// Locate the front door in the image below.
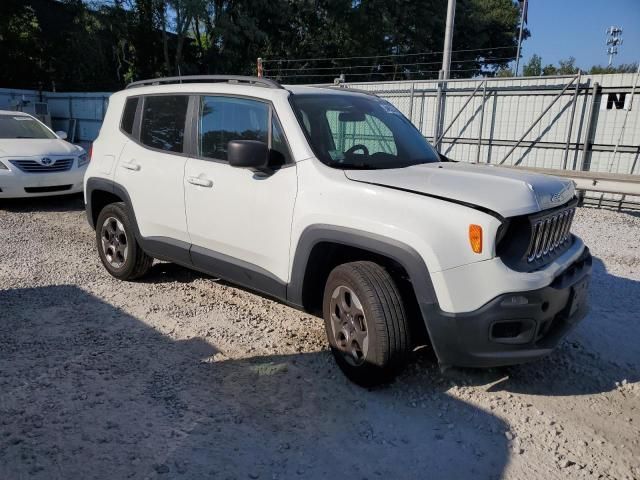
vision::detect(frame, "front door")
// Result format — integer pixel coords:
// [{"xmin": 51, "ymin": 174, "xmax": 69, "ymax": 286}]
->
[{"xmin": 184, "ymin": 95, "xmax": 297, "ymax": 295}]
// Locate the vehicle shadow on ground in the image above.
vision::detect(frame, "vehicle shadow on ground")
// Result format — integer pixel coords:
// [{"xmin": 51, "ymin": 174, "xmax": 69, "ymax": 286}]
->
[
  {"xmin": 0, "ymin": 285, "xmax": 510, "ymax": 480},
  {"xmin": 0, "ymin": 193, "xmax": 84, "ymax": 213},
  {"xmin": 450, "ymin": 256, "xmax": 640, "ymax": 397},
  {"xmin": 138, "ymin": 251, "xmax": 639, "ymax": 401},
  {"xmin": 144, "ymin": 261, "xmax": 210, "ymax": 284},
  {"xmin": 144, "ymin": 252, "xmax": 639, "ymax": 400}
]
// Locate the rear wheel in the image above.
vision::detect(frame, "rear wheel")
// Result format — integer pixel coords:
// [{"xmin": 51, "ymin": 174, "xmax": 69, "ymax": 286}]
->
[
  {"xmin": 96, "ymin": 202, "xmax": 153, "ymax": 280},
  {"xmin": 322, "ymin": 261, "xmax": 411, "ymax": 386}
]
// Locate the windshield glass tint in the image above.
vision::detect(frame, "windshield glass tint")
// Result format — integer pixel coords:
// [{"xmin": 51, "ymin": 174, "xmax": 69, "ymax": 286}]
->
[
  {"xmin": 290, "ymin": 93, "xmax": 440, "ymax": 169},
  {"xmin": 0, "ymin": 115, "xmax": 56, "ymax": 139}
]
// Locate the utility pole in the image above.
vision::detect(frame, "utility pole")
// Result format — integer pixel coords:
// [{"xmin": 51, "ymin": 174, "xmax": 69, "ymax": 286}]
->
[
  {"xmin": 257, "ymin": 58, "xmax": 264, "ymax": 78},
  {"xmin": 514, "ymin": 0, "xmax": 528, "ymax": 76},
  {"xmin": 606, "ymin": 26, "xmax": 623, "ymax": 67},
  {"xmin": 441, "ymin": 0, "xmax": 456, "ymax": 79},
  {"xmin": 435, "ymin": 0, "xmax": 456, "ymax": 151}
]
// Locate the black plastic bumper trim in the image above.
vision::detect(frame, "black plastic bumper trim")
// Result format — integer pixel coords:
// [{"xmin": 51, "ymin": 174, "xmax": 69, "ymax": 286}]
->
[{"xmin": 423, "ymin": 247, "xmax": 592, "ymax": 368}]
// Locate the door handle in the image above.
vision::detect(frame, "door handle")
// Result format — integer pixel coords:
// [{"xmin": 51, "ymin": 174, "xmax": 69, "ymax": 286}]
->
[
  {"xmin": 187, "ymin": 176, "xmax": 213, "ymax": 188},
  {"xmin": 121, "ymin": 161, "xmax": 141, "ymax": 171}
]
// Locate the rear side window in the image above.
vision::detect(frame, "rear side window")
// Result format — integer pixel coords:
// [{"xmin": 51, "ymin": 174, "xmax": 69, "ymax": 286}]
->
[
  {"xmin": 120, "ymin": 97, "xmax": 138, "ymax": 136},
  {"xmin": 199, "ymin": 96, "xmax": 268, "ymax": 161},
  {"xmin": 140, "ymin": 95, "xmax": 189, "ymax": 153}
]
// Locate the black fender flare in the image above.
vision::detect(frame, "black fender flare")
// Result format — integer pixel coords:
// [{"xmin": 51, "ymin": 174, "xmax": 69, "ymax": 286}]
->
[
  {"xmin": 287, "ymin": 224, "xmax": 440, "ymax": 322},
  {"xmin": 85, "ymin": 177, "xmax": 135, "ymax": 230}
]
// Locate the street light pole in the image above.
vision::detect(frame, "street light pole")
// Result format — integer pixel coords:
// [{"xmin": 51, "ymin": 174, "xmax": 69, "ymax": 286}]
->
[{"xmin": 435, "ymin": 0, "xmax": 456, "ymax": 151}]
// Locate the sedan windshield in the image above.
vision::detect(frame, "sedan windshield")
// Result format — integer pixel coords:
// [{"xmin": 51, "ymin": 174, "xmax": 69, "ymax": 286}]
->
[
  {"xmin": 290, "ymin": 93, "xmax": 440, "ymax": 169},
  {"xmin": 0, "ymin": 114, "xmax": 57, "ymax": 139}
]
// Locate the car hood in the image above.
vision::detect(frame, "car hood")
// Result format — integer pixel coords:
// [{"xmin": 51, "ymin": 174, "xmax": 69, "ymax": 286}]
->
[
  {"xmin": 343, "ymin": 162, "xmax": 575, "ymax": 218},
  {"xmin": 0, "ymin": 139, "xmax": 83, "ymax": 158}
]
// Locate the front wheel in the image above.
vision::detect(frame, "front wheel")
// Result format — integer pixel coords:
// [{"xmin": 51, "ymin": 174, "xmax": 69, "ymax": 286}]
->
[
  {"xmin": 96, "ymin": 202, "xmax": 153, "ymax": 280},
  {"xmin": 323, "ymin": 261, "xmax": 411, "ymax": 386}
]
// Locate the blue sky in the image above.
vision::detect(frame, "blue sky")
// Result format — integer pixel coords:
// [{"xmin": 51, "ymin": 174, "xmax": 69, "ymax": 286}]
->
[{"xmin": 519, "ymin": 0, "xmax": 639, "ymax": 69}]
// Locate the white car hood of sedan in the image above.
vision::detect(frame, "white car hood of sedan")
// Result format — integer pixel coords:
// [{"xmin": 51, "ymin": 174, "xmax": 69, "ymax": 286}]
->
[
  {"xmin": 0, "ymin": 139, "xmax": 82, "ymax": 158},
  {"xmin": 344, "ymin": 162, "xmax": 575, "ymax": 218}
]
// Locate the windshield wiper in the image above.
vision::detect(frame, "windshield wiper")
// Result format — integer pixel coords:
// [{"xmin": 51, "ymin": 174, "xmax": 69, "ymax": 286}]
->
[{"xmin": 15, "ymin": 136, "xmax": 36, "ymax": 139}]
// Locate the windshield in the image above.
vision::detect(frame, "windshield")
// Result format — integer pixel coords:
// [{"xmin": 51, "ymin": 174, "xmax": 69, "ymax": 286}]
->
[
  {"xmin": 290, "ymin": 93, "xmax": 440, "ymax": 169},
  {"xmin": 0, "ymin": 114, "xmax": 57, "ymax": 139}
]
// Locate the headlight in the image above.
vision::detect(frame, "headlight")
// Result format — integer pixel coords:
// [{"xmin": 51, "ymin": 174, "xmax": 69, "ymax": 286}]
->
[
  {"xmin": 0, "ymin": 161, "xmax": 8, "ymax": 170},
  {"xmin": 77, "ymin": 153, "xmax": 89, "ymax": 168}
]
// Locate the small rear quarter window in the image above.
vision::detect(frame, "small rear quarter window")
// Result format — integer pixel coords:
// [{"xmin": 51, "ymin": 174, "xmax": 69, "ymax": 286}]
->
[{"xmin": 121, "ymin": 97, "xmax": 138, "ymax": 136}]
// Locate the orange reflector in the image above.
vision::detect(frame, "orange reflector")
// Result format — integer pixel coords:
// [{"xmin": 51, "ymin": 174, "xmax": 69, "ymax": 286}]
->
[{"xmin": 469, "ymin": 224, "xmax": 483, "ymax": 253}]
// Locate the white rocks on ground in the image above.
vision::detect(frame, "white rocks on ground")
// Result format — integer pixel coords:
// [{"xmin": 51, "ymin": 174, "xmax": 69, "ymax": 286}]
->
[{"xmin": 0, "ymin": 196, "xmax": 638, "ymax": 479}]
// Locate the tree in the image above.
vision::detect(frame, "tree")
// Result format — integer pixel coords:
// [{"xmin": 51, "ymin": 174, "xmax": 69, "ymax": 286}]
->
[
  {"xmin": 0, "ymin": 0, "xmax": 531, "ymax": 89},
  {"xmin": 522, "ymin": 54, "xmax": 542, "ymax": 77},
  {"xmin": 496, "ymin": 67, "xmax": 514, "ymax": 77},
  {"xmin": 557, "ymin": 57, "xmax": 578, "ymax": 75},
  {"xmin": 589, "ymin": 63, "xmax": 639, "ymax": 74}
]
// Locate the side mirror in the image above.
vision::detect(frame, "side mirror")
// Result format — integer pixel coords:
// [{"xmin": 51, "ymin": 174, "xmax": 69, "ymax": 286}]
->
[
  {"xmin": 56, "ymin": 131, "xmax": 68, "ymax": 140},
  {"xmin": 228, "ymin": 140, "xmax": 269, "ymax": 172}
]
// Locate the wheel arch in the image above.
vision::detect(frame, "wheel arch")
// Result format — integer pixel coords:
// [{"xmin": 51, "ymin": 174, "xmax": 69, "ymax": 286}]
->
[
  {"xmin": 86, "ymin": 178, "xmax": 135, "ymax": 231},
  {"xmin": 288, "ymin": 225, "xmax": 439, "ymax": 346}
]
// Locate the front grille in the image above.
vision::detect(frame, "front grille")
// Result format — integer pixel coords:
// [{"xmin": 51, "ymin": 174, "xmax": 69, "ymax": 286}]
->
[
  {"xmin": 496, "ymin": 198, "xmax": 578, "ymax": 272},
  {"xmin": 526, "ymin": 207, "xmax": 576, "ymax": 263},
  {"xmin": 10, "ymin": 158, "xmax": 74, "ymax": 173}
]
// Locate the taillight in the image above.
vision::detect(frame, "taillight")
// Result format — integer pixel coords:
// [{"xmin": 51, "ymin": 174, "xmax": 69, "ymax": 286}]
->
[{"xmin": 88, "ymin": 143, "xmax": 93, "ymax": 161}]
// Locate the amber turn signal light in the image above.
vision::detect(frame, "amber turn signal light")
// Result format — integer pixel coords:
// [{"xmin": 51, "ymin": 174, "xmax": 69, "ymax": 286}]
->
[{"xmin": 469, "ymin": 224, "xmax": 483, "ymax": 253}]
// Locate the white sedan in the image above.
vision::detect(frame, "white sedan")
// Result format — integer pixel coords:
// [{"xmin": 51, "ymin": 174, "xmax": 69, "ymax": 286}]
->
[{"xmin": 0, "ymin": 110, "xmax": 88, "ymax": 198}]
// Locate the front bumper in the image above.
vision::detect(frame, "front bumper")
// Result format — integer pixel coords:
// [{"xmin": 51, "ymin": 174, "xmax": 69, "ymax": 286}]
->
[
  {"xmin": 425, "ymin": 247, "xmax": 592, "ymax": 368},
  {"xmin": 0, "ymin": 165, "xmax": 86, "ymax": 198}
]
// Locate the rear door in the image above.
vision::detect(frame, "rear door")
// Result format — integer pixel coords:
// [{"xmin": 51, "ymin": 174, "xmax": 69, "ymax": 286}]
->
[
  {"xmin": 115, "ymin": 94, "xmax": 191, "ymax": 249},
  {"xmin": 184, "ymin": 95, "xmax": 297, "ymax": 294}
]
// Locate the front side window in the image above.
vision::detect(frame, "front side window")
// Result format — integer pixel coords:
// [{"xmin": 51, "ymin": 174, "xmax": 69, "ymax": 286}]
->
[
  {"xmin": 199, "ymin": 96, "xmax": 268, "ymax": 161},
  {"xmin": 140, "ymin": 95, "xmax": 189, "ymax": 153},
  {"xmin": 270, "ymin": 116, "xmax": 291, "ymax": 165},
  {"xmin": 0, "ymin": 114, "xmax": 56, "ymax": 139},
  {"xmin": 290, "ymin": 93, "xmax": 440, "ymax": 169}
]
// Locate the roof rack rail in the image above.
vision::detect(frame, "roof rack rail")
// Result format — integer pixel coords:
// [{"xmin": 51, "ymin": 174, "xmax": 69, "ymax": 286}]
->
[{"xmin": 126, "ymin": 75, "xmax": 283, "ymax": 90}]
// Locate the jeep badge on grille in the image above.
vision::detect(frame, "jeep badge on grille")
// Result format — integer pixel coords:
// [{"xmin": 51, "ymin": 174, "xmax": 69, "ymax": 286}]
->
[{"xmin": 551, "ymin": 183, "xmax": 572, "ymax": 204}]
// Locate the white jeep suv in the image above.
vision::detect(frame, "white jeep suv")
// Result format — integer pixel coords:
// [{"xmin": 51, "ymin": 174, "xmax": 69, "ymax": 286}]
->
[{"xmin": 84, "ymin": 76, "xmax": 591, "ymax": 386}]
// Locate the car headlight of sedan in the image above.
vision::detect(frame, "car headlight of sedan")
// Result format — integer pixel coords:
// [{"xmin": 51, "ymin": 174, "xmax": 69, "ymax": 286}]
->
[{"xmin": 77, "ymin": 153, "xmax": 89, "ymax": 168}]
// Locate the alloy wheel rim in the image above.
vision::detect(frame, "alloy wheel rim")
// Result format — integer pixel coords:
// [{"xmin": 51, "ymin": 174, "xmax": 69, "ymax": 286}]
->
[
  {"xmin": 100, "ymin": 217, "xmax": 128, "ymax": 269},
  {"xmin": 329, "ymin": 285, "xmax": 369, "ymax": 366}
]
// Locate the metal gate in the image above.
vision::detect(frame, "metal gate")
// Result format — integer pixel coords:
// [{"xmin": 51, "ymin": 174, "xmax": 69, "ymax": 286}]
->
[{"xmin": 332, "ymin": 73, "xmax": 640, "ymax": 208}]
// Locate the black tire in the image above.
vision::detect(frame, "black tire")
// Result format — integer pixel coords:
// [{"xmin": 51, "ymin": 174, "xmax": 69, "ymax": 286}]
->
[
  {"xmin": 95, "ymin": 202, "xmax": 153, "ymax": 280},
  {"xmin": 322, "ymin": 261, "xmax": 411, "ymax": 387}
]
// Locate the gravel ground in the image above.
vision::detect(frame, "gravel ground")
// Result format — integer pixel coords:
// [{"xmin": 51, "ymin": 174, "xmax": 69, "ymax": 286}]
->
[{"xmin": 0, "ymin": 195, "xmax": 638, "ymax": 480}]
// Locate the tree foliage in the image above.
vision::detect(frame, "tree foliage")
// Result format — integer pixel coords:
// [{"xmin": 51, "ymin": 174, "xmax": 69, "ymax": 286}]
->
[
  {"xmin": 521, "ymin": 53, "xmax": 638, "ymax": 77},
  {"xmin": 522, "ymin": 54, "xmax": 541, "ymax": 76},
  {"xmin": 1, "ymin": 0, "xmax": 525, "ymax": 90}
]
